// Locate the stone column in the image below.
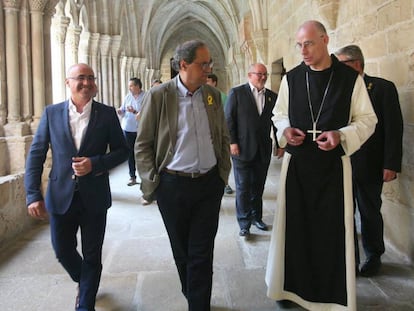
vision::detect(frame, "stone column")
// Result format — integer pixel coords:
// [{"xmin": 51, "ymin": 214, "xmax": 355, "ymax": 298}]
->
[
  {"xmin": 51, "ymin": 14, "xmax": 70, "ymax": 103},
  {"xmin": 3, "ymin": 0, "xmax": 21, "ymax": 123},
  {"xmin": 253, "ymin": 29, "xmax": 268, "ymax": 65},
  {"xmin": 65, "ymin": 24, "xmax": 82, "ymax": 70},
  {"xmin": 89, "ymin": 33, "xmax": 100, "ymax": 100},
  {"xmin": 120, "ymin": 56, "xmax": 128, "ymax": 99},
  {"xmin": 139, "ymin": 59, "xmax": 148, "ymax": 89},
  {"xmin": 43, "ymin": 1, "xmax": 56, "ymax": 106},
  {"xmin": 29, "ymin": 0, "xmax": 48, "ymax": 125},
  {"xmin": 0, "ymin": 1, "xmax": 7, "ymax": 127},
  {"xmin": 3, "ymin": 0, "xmax": 29, "ymax": 136},
  {"xmin": 98, "ymin": 35, "xmax": 111, "ymax": 106},
  {"xmin": 111, "ymin": 35, "xmax": 122, "ymax": 108},
  {"xmin": 78, "ymin": 31, "xmax": 91, "ymax": 64}
]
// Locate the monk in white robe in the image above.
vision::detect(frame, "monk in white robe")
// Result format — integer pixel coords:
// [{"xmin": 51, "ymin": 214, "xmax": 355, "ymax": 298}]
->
[{"xmin": 265, "ymin": 20, "xmax": 377, "ymax": 311}]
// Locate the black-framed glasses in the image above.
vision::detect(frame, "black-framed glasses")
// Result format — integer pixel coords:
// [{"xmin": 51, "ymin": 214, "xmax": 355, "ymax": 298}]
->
[
  {"xmin": 67, "ymin": 75, "xmax": 96, "ymax": 82},
  {"xmin": 250, "ymin": 72, "xmax": 269, "ymax": 78},
  {"xmin": 192, "ymin": 60, "xmax": 214, "ymax": 70}
]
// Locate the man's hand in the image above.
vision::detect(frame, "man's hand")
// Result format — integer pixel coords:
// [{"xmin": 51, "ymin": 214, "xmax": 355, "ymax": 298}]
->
[
  {"xmin": 72, "ymin": 157, "xmax": 92, "ymax": 176},
  {"xmin": 230, "ymin": 144, "xmax": 240, "ymax": 156},
  {"xmin": 28, "ymin": 201, "xmax": 48, "ymax": 220},
  {"xmin": 283, "ymin": 127, "xmax": 306, "ymax": 146},
  {"xmin": 315, "ymin": 131, "xmax": 341, "ymax": 151},
  {"xmin": 383, "ymin": 169, "xmax": 397, "ymax": 182}
]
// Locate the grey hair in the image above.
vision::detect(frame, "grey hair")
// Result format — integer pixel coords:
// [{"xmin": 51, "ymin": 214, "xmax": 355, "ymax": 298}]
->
[
  {"xmin": 335, "ymin": 44, "xmax": 365, "ymax": 70},
  {"xmin": 171, "ymin": 40, "xmax": 207, "ymax": 72}
]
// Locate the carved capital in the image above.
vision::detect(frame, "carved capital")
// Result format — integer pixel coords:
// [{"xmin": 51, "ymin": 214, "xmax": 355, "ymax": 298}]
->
[
  {"xmin": 2, "ymin": 0, "xmax": 21, "ymax": 10},
  {"xmin": 28, "ymin": 0, "xmax": 48, "ymax": 12},
  {"xmin": 110, "ymin": 35, "xmax": 122, "ymax": 57},
  {"xmin": 253, "ymin": 29, "xmax": 268, "ymax": 63},
  {"xmin": 52, "ymin": 15, "xmax": 70, "ymax": 44},
  {"xmin": 44, "ymin": 0, "xmax": 60, "ymax": 17},
  {"xmin": 99, "ymin": 35, "xmax": 111, "ymax": 56},
  {"xmin": 89, "ymin": 33, "xmax": 100, "ymax": 55},
  {"xmin": 66, "ymin": 25, "xmax": 82, "ymax": 51}
]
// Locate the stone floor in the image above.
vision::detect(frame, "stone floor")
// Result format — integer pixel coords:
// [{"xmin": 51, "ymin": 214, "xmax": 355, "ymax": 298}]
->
[{"xmin": 1, "ymin": 158, "xmax": 414, "ymax": 311}]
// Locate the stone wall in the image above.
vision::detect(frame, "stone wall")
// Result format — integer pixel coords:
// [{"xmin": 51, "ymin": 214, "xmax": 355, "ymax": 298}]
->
[
  {"xmin": 0, "ymin": 173, "xmax": 36, "ymax": 247},
  {"xmin": 267, "ymin": 0, "xmax": 414, "ymax": 262}
]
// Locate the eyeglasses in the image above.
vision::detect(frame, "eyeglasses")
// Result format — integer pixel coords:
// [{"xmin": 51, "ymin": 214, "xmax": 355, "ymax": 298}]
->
[
  {"xmin": 295, "ymin": 40, "xmax": 317, "ymax": 50},
  {"xmin": 192, "ymin": 60, "xmax": 214, "ymax": 71},
  {"xmin": 295, "ymin": 35, "xmax": 324, "ymax": 50},
  {"xmin": 67, "ymin": 75, "xmax": 96, "ymax": 82},
  {"xmin": 250, "ymin": 72, "xmax": 269, "ymax": 78}
]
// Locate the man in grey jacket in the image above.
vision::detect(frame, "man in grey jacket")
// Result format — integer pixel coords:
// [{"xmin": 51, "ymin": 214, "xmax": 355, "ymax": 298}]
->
[{"xmin": 135, "ymin": 40, "xmax": 231, "ymax": 311}]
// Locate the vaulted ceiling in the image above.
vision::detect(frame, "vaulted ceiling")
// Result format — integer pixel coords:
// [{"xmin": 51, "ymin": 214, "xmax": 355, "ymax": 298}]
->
[{"xmin": 62, "ymin": 0, "xmax": 251, "ymax": 69}]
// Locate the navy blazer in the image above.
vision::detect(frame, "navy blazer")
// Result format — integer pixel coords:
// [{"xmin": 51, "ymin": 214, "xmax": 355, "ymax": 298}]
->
[
  {"xmin": 25, "ymin": 100, "xmax": 129, "ymax": 215},
  {"xmin": 225, "ymin": 83, "xmax": 278, "ymax": 162},
  {"xmin": 352, "ymin": 74, "xmax": 403, "ymax": 182}
]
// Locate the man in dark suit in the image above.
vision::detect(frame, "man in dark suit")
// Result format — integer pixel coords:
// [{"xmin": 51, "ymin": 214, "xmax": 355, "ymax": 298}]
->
[
  {"xmin": 25, "ymin": 63, "xmax": 129, "ymax": 311},
  {"xmin": 336, "ymin": 45, "xmax": 403, "ymax": 276},
  {"xmin": 225, "ymin": 63, "xmax": 282, "ymax": 237}
]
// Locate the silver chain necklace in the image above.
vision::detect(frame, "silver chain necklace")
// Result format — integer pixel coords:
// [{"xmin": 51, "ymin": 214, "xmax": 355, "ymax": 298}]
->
[{"xmin": 305, "ymin": 70, "xmax": 334, "ymax": 141}]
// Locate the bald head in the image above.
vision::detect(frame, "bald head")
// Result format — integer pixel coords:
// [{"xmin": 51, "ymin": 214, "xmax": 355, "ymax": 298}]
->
[
  {"xmin": 297, "ymin": 20, "xmax": 327, "ymax": 36},
  {"xmin": 296, "ymin": 20, "xmax": 331, "ymax": 70}
]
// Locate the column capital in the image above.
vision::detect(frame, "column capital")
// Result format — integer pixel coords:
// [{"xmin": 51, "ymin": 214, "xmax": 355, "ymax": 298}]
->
[
  {"xmin": 66, "ymin": 24, "xmax": 82, "ymax": 51},
  {"xmin": 2, "ymin": 0, "xmax": 21, "ymax": 10},
  {"xmin": 110, "ymin": 35, "xmax": 122, "ymax": 58},
  {"xmin": 28, "ymin": 0, "xmax": 48, "ymax": 12},
  {"xmin": 44, "ymin": 0, "xmax": 60, "ymax": 17},
  {"xmin": 99, "ymin": 35, "xmax": 112, "ymax": 56},
  {"xmin": 89, "ymin": 33, "xmax": 100, "ymax": 55},
  {"xmin": 52, "ymin": 15, "xmax": 70, "ymax": 44}
]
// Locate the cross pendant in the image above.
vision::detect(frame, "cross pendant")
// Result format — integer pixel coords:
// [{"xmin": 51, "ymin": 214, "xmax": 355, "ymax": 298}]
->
[{"xmin": 307, "ymin": 122, "xmax": 322, "ymax": 141}]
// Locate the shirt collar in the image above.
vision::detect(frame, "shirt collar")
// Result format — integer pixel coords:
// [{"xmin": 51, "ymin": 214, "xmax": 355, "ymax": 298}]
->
[
  {"xmin": 68, "ymin": 98, "xmax": 93, "ymax": 114},
  {"xmin": 248, "ymin": 82, "xmax": 265, "ymax": 95},
  {"xmin": 176, "ymin": 75, "xmax": 201, "ymax": 97}
]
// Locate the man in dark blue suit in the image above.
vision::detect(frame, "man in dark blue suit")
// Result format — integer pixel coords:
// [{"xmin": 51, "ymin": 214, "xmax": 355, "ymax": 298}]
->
[
  {"xmin": 225, "ymin": 63, "xmax": 283, "ymax": 237},
  {"xmin": 24, "ymin": 63, "xmax": 129, "ymax": 310},
  {"xmin": 336, "ymin": 45, "xmax": 403, "ymax": 277}
]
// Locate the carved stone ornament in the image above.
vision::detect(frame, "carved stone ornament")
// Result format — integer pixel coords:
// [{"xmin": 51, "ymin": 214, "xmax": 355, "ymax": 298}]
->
[
  {"xmin": 3, "ymin": 0, "xmax": 22, "ymax": 9},
  {"xmin": 28, "ymin": 0, "xmax": 48, "ymax": 11}
]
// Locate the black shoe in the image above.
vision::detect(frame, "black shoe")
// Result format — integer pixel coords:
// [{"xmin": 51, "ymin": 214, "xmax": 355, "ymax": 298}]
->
[
  {"xmin": 276, "ymin": 300, "xmax": 295, "ymax": 309},
  {"xmin": 360, "ymin": 257, "xmax": 381, "ymax": 277},
  {"xmin": 253, "ymin": 220, "xmax": 268, "ymax": 231},
  {"xmin": 239, "ymin": 228, "xmax": 250, "ymax": 237},
  {"xmin": 224, "ymin": 185, "xmax": 234, "ymax": 194}
]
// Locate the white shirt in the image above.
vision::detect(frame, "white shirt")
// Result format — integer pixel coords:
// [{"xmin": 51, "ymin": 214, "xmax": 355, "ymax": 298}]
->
[
  {"xmin": 166, "ymin": 76, "xmax": 217, "ymax": 173},
  {"xmin": 249, "ymin": 82, "xmax": 265, "ymax": 114},
  {"xmin": 68, "ymin": 99, "xmax": 92, "ymax": 151},
  {"xmin": 119, "ymin": 91, "xmax": 145, "ymax": 132}
]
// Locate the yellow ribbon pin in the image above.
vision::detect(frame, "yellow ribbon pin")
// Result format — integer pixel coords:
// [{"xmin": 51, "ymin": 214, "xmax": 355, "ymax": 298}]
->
[{"xmin": 207, "ymin": 94, "xmax": 213, "ymax": 105}]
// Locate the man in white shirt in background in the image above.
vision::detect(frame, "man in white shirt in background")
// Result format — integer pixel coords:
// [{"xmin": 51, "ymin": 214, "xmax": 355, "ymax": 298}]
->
[{"xmin": 117, "ymin": 77, "xmax": 145, "ymax": 186}]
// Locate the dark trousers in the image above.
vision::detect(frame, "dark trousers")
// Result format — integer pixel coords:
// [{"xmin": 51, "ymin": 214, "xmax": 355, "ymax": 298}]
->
[
  {"xmin": 49, "ymin": 192, "xmax": 107, "ymax": 311},
  {"xmin": 353, "ymin": 178, "xmax": 385, "ymax": 262},
  {"xmin": 232, "ymin": 152, "xmax": 270, "ymax": 230},
  {"xmin": 124, "ymin": 131, "xmax": 137, "ymax": 178},
  {"xmin": 156, "ymin": 168, "xmax": 224, "ymax": 311}
]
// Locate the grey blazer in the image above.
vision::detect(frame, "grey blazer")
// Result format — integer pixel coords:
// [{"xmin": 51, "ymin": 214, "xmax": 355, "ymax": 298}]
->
[{"xmin": 135, "ymin": 77, "xmax": 231, "ymax": 200}]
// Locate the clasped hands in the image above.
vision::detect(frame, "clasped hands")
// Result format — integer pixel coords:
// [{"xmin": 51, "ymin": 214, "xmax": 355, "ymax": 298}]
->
[{"xmin": 284, "ymin": 127, "xmax": 341, "ymax": 151}]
